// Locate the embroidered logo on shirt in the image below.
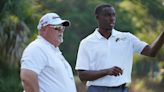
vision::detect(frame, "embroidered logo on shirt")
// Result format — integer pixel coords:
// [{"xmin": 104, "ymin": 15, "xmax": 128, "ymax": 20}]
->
[
  {"xmin": 116, "ymin": 38, "xmax": 120, "ymax": 42},
  {"xmin": 115, "ymin": 37, "xmax": 126, "ymax": 42}
]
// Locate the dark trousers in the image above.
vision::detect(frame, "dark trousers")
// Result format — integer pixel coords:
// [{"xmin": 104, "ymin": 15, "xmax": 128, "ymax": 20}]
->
[{"xmin": 87, "ymin": 85, "xmax": 128, "ymax": 92}]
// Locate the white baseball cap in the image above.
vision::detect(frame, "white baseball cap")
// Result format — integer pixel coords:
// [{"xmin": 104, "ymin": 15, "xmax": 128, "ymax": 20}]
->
[{"xmin": 37, "ymin": 13, "xmax": 70, "ymax": 30}]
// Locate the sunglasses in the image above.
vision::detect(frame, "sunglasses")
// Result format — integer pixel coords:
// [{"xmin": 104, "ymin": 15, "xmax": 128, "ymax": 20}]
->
[{"xmin": 49, "ymin": 25, "xmax": 65, "ymax": 32}]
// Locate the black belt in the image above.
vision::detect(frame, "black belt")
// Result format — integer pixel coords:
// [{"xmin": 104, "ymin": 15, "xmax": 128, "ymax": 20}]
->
[
  {"xmin": 91, "ymin": 83, "xmax": 126, "ymax": 89},
  {"xmin": 109, "ymin": 83, "xmax": 126, "ymax": 88}
]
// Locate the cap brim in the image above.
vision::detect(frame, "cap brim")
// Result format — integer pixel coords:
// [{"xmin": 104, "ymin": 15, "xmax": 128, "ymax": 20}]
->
[
  {"xmin": 61, "ymin": 20, "xmax": 70, "ymax": 27},
  {"xmin": 50, "ymin": 19, "xmax": 70, "ymax": 27}
]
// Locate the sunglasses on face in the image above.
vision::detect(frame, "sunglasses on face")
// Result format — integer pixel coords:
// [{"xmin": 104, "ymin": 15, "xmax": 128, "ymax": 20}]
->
[{"xmin": 49, "ymin": 25, "xmax": 65, "ymax": 32}]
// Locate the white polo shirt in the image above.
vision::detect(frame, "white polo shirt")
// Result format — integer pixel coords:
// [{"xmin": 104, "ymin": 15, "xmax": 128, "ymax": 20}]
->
[
  {"xmin": 75, "ymin": 28, "xmax": 147, "ymax": 87},
  {"xmin": 21, "ymin": 36, "xmax": 77, "ymax": 92}
]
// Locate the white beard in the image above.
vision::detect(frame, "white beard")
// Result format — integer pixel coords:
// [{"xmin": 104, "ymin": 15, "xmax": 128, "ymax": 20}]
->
[{"xmin": 59, "ymin": 35, "xmax": 63, "ymax": 43}]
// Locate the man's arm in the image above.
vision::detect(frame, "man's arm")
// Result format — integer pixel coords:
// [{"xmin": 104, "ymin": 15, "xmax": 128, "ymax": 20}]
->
[
  {"xmin": 141, "ymin": 31, "xmax": 164, "ymax": 57},
  {"xmin": 20, "ymin": 69, "xmax": 39, "ymax": 92},
  {"xmin": 78, "ymin": 66, "xmax": 123, "ymax": 81}
]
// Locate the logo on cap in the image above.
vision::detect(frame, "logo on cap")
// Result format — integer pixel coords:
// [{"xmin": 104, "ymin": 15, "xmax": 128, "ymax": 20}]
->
[{"xmin": 52, "ymin": 16, "xmax": 59, "ymax": 19}]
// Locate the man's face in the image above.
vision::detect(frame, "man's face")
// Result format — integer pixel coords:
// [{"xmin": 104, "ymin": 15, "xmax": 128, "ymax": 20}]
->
[
  {"xmin": 97, "ymin": 7, "xmax": 116, "ymax": 31},
  {"xmin": 45, "ymin": 25, "xmax": 65, "ymax": 46}
]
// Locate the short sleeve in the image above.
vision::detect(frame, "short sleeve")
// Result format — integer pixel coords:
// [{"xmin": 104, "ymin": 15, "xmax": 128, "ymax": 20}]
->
[
  {"xmin": 128, "ymin": 33, "xmax": 148, "ymax": 54},
  {"xmin": 75, "ymin": 40, "xmax": 90, "ymax": 70},
  {"xmin": 21, "ymin": 45, "xmax": 47, "ymax": 74}
]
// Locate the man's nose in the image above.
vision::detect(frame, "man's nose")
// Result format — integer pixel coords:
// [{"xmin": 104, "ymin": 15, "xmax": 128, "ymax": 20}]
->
[
  {"xmin": 109, "ymin": 16, "xmax": 115, "ymax": 22},
  {"xmin": 111, "ymin": 15, "xmax": 115, "ymax": 20}
]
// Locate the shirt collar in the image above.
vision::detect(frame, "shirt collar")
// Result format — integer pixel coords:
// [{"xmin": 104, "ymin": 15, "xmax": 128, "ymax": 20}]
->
[
  {"xmin": 94, "ymin": 28, "xmax": 118, "ymax": 39},
  {"xmin": 37, "ymin": 35, "xmax": 59, "ymax": 49}
]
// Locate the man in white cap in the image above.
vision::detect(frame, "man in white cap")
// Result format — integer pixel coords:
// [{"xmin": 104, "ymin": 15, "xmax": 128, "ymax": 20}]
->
[{"xmin": 20, "ymin": 13, "xmax": 77, "ymax": 92}]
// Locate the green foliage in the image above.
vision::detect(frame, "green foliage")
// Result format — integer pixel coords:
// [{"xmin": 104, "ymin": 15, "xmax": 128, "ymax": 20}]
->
[
  {"xmin": 159, "ymin": 62, "xmax": 164, "ymax": 69},
  {"xmin": 0, "ymin": 0, "xmax": 41, "ymax": 91},
  {"xmin": 133, "ymin": 58, "xmax": 159, "ymax": 77},
  {"xmin": 131, "ymin": 77, "xmax": 164, "ymax": 92},
  {"xmin": 0, "ymin": 71, "xmax": 23, "ymax": 92}
]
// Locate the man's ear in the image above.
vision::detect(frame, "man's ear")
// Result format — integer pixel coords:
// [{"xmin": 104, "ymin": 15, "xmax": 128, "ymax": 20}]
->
[
  {"xmin": 96, "ymin": 15, "xmax": 99, "ymax": 20},
  {"xmin": 39, "ymin": 27, "xmax": 48, "ymax": 36}
]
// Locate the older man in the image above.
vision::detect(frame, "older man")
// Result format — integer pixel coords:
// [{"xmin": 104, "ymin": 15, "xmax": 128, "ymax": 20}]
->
[{"xmin": 20, "ymin": 13, "xmax": 77, "ymax": 92}]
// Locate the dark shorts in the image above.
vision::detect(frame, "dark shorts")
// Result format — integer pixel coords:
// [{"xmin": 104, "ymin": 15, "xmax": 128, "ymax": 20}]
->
[{"xmin": 87, "ymin": 84, "xmax": 129, "ymax": 92}]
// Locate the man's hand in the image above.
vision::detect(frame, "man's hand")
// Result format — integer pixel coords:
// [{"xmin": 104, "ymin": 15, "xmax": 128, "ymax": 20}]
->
[{"xmin": 105, "ymin": 66, "xmax": 123, "ymax": 76}]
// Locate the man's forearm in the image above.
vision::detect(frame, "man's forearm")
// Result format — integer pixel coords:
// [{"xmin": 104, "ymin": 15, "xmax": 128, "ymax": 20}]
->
[
  {"xmin": 78, "ymin": 69, "xmax": 107, "ymax": 81},
  {"xmin": 23, "ymin": 81, "xmax": 39, "ymax": 92},
  {"xmin": 78, "ymin": 66, "xmax": 123, "ymax": 81},
  {"xmin": 20, "ymin": 69, "xmax": 39, "ymax": 92},
  {"xmin": 141, "ymin": 31, "xmax": 164, "ymax": 57},
  {"xmin": 149, "ymin": 31, "xmax": 164, "ymax": 56}
]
